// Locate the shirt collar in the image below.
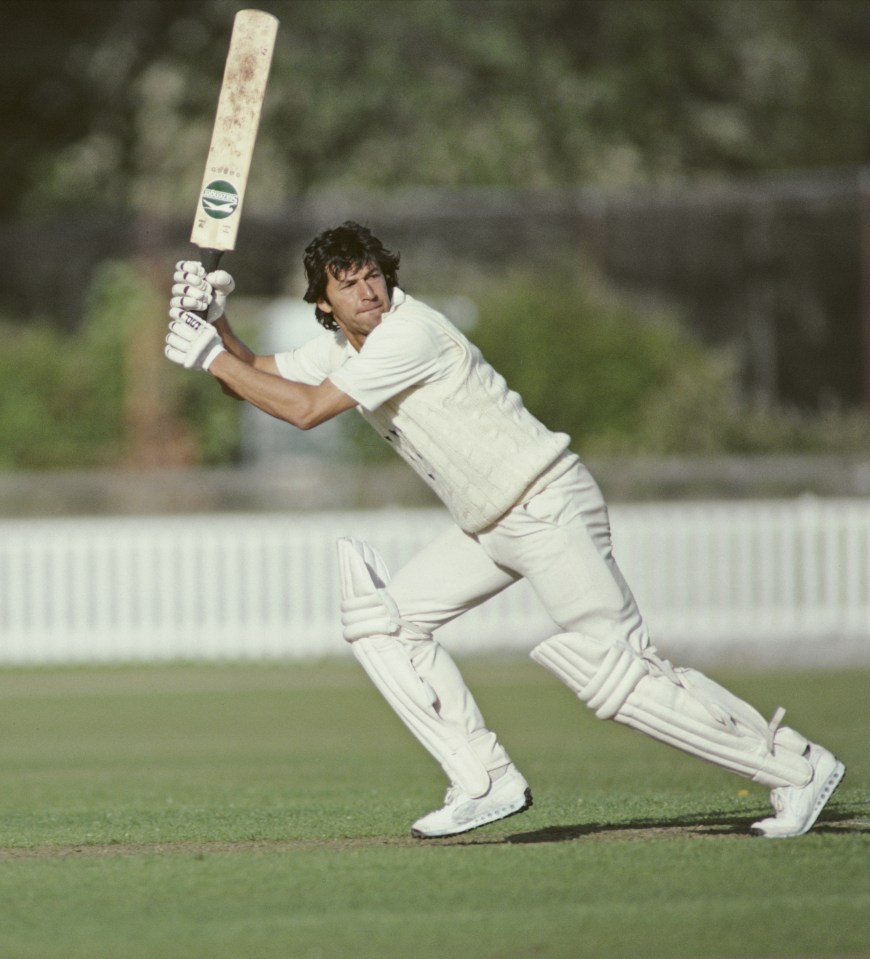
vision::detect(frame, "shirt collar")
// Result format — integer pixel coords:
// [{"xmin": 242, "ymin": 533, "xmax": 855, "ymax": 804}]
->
[{"xmin": 385, "ymin": 287, "xmax": 405, "ymax": 316}]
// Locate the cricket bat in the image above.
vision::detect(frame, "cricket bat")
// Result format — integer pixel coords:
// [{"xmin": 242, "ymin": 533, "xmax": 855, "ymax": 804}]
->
[{"xmin": 190, "ymin": 9, "xmax": 279, "ymax": 274}]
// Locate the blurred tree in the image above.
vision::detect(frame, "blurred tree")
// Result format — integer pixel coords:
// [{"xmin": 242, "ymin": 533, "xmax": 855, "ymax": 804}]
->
[
  {"xmin": 0, "ymin": 262, "xmax": 238, "ymax": 468},
  {"xmin": 1, "ymin": 0, "xmax": 206, "ymax": 215},
  {"xmin": 5, "ymin": 0, "xmax": 870, "ymax": 217},
  {"xmin": 468, "ymin": 263, "xmax": 736, "ymax": 455},
  {"xmin": 4, "ymin": 0, "xmax": 870, "ymax": 468},
  {"xmin": 467, "ymin": 262, "xmax": 870, "ymax": 456}
]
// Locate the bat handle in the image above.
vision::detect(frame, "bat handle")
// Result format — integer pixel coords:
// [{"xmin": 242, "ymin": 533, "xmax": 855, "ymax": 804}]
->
[
  {"xmin": 193, "ymin": 247, "xmax": 224, "ymax": 319},
  {"xmin": 198, "ymin": 247, "xmax": 224, "ymax": 273}
]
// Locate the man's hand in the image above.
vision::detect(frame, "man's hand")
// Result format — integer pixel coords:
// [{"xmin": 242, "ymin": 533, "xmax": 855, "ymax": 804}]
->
[
  {"xmin": 165, "ymin": 309, "xmax": 226, "ymax": 371},
  {"xmin": 170, "ymin": 260, "xmax": 235, "ymax": 323}
]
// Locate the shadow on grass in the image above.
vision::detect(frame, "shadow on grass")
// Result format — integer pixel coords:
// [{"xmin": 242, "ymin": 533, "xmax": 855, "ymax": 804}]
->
[
  {"xmin": 2, "ymin": 808, "xmax": 864, "ymax": 859},
  {"xmin": 498, "ymin": 805, "xmax": 867, "ymax": 844}
]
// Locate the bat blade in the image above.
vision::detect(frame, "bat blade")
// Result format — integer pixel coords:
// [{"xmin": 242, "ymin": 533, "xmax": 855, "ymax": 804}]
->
[{"xmin": 190, "ymin": 9, "xmax": 278, "ymax": 271}]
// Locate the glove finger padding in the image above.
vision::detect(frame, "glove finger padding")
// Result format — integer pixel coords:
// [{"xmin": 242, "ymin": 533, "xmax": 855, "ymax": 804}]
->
[
  {"xmin": 206, "ymin": 270, "xmax": 235, "ymax": 296},
  {"xmin": 167, "ymin": 307, "xmax": 206, "ymax": 336},
  {"xmin": 204, "ymin": 269, "xmax": 235, "ymax": 322},
  {"xmin": 170, "ymin": 262, "xmax": 212, "ymax": 320},
  {"xmin": 170, "ymin": 262, "xmax": 234, "ymax": 322},
  {"xmin": 174, "ymin": 260, "xmax": 208, "ymax": 283},
  {"xmin": 170, "ymin": 286, "xmax": 210, "ymax": 313},
  {"xmin": 164, "ymin": 311, "xmax": 225, "ymax": 371}
]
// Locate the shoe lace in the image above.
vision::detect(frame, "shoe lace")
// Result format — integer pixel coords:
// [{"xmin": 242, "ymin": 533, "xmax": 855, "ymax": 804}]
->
[{"xmin": 443, "ymin": 785, "xmax": 461, "ymax": 806}]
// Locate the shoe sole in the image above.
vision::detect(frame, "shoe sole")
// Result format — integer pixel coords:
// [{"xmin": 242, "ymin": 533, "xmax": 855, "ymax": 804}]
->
[
  {"xmin": 411, "ymin": 787, "xmax": 533, "ymax": 839},
  {"xmin": 751, "ymin": 760, "xmax": 846, "ymax": 838}
]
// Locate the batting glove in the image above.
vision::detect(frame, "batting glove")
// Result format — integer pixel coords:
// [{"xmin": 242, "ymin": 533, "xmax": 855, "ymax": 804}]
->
[
  {"xmin": 165, "ymin": 309, "xmax": 226, "ymax": 371},
  {"xmin": 170, "ymin": 260, "xmax": 236, "ymax": 323}
]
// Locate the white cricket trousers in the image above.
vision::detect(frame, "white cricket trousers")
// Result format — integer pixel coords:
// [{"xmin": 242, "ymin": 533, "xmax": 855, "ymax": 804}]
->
[{"xmin": 385, "ymin": 454, "xmax": 651, "ymax": 772}]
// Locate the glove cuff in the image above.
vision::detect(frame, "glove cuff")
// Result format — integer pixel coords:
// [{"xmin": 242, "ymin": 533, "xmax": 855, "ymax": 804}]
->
[{"xmin": 201, "ymin": 342, "xmax": 226, "ymax": 372}]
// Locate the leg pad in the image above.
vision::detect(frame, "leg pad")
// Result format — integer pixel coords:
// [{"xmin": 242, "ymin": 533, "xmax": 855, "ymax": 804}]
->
[
  {"xmin": 337, "ymin": 537, "xmax": 494, "ymax": 798},
  {"xmin": 531, "ymin": 632, "xmax": 812, "ymax": 789}
]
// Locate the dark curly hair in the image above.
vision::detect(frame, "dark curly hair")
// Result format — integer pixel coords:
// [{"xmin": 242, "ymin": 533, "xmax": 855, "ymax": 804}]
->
[{"xmin": 303, "ymin": 221, "xmax": 401, "ymax": 331}]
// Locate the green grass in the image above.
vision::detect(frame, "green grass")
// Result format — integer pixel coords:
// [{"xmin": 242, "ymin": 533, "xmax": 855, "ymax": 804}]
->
[{"xmin": 0, "ymin": 658, "xmax": 867, "ymax": 959}]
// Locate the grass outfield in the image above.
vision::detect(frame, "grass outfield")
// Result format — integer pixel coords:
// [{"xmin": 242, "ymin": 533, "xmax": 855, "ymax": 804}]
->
[{"xmin": 0, "ymin": 657, "xmax": 866, "ymax": 959}]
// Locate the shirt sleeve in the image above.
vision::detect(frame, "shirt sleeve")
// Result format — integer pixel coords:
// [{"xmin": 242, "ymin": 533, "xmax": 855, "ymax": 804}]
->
[
  {"xmin": 327, "ymin": 316, "xmax": 444, "ymax": 410},
  {"xmin": 273, "ymin": 333, "xmax": 348, "ymax": 385}
]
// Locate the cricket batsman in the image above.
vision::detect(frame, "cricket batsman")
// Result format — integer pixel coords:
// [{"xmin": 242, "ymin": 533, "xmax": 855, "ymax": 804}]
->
[{"xmin": 165, "ymin": 220, "xmax": 845, "ymax": 839}]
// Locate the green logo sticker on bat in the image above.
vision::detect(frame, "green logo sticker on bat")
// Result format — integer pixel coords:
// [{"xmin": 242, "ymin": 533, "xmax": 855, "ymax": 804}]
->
[{"xmin": 200, "ymin": 180, "xmax": 239, "ymax": 219}]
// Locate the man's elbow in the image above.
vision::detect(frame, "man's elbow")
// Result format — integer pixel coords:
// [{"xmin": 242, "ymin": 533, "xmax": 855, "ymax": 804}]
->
[
  {"xmin": 283, "ymin": 382, "xmax": 351, "ymax": 431},
  {"xmin": 290, "ymin": 404, "xmax": 331, "ymax": 431}
]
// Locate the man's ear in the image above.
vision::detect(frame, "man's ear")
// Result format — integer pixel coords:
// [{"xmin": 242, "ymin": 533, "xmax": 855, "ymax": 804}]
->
[{"xmin": 317, "ymin": 297, "xmax": 333, "ymax": 316}]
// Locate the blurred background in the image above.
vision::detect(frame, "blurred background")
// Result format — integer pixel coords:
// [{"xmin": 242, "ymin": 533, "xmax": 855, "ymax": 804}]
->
[{"xmin": 1, "ymin": 0, "xmax": 869, "ymax": 664}]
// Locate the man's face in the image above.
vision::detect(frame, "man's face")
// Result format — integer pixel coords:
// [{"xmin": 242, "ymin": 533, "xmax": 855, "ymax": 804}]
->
[{"xmin": 317, "ymin": 260, "xmax": 390, "ymax": 350}]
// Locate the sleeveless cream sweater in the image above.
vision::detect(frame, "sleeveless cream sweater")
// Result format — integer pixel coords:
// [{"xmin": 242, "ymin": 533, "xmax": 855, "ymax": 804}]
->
[{"xmin": 357, "ymin": 298, "xmax": 570, "ymax": 532}]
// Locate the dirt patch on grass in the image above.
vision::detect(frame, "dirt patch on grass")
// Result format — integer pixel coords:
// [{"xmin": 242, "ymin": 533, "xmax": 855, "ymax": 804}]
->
[
  {"xmin": 0, "ymin": 835, "xmax": 435, "ymax": 861},
  {"xmin": 2, "ymin": 817, "xmax": 863, "ymax": 861}
]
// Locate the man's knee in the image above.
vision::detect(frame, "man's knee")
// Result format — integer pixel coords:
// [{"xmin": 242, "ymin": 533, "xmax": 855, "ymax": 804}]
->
[{"xmin": 337, "ymin": 536, "xmax": 430, "ymax": 643}]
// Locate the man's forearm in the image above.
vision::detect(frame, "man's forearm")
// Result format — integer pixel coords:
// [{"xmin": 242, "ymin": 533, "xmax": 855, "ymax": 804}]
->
[
  {"xmin": 214, "ymin": 316, "xmax": 256, "ymax": 365},
  {"xmin": 211, "ymin": 315, "xmax": 269, "ymax": 399},
  {"xmin": 207, "ymin": 351, "xmax": 356, "ymax": 430}
]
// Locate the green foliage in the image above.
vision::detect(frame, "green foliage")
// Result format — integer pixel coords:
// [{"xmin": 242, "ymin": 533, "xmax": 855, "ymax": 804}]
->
[
  {"xmin": 722, "ymin": 398, "xmax": 870, "ymax": 454},
  {"xmin": 0, "ymin": 260, "xmax": 241, "ymax": 469},
  {"xmin": 87, "ymin": 259, "xmax": 244, "ymax": 467},
  {"xmin": 6, "ymin": 1, "xmax": 870, "ymax": 217},
  {"xmin": 172, "ymin": 377, "xmax": 243, "ymax": 466},
  {"xmin": 0, "ymin": 310, "xmax": 125, "ymax": 470},
  {"xmin": 4, "ymin": 1, "xmax": 870, "ymax": 467},
  {"xmin": 468, "ymin": 267, "xmax": 731, "ymax": 455},
  {"xmin": 468, "ymin": 266, "xmax": 870, "ymax": 456}
]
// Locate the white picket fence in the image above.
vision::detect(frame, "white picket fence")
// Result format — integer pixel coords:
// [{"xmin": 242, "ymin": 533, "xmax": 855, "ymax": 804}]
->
[{"xmin": 1, "ymin": 498, "xmax": 868, "ymax": 666}]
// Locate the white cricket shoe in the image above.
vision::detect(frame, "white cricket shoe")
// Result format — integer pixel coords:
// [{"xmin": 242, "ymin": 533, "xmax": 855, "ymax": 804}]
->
[
  {"xmin": 411, "ymin": 766, "xmax": 533, "ymax": 839},
  {"xmin": 751, "ymin": 742, "xmax": 845, "ymax": 838}
]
